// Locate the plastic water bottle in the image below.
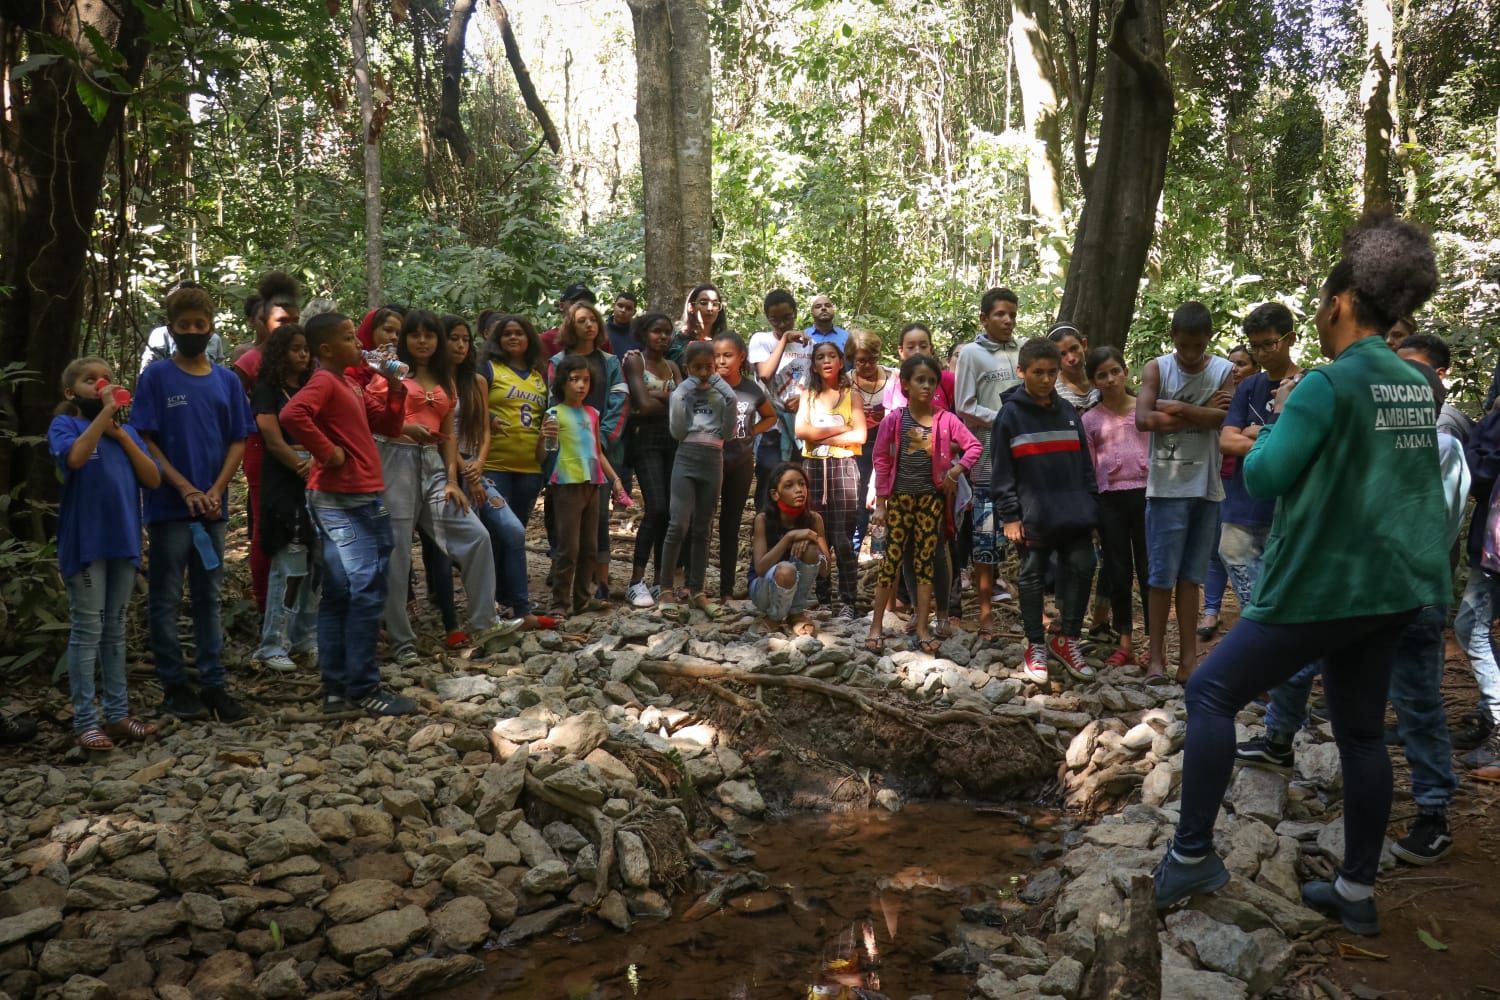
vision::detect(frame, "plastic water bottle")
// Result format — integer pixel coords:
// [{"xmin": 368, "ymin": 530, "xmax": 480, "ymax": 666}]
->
[
  {"xmin": 362, "ymin": 350, "xmax": 410, "ymax": 380},
  {"xmin": 190, "ymin": 522, "xmax": 220, "ymax": 571},
  {"xmin": 543, "ymin": 407, "xmax": 560, "ymax": 453},
  {"xmin": 95, "ymin": 378, "xmax": 131, "ymax": 407}
]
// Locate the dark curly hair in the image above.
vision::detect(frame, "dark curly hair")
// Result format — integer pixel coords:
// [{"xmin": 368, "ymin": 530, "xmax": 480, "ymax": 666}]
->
[
  {"xmin": 260, "ymin": 324, "xmax": 311, "ymax": 394},
  {"xmin": 255, "ymin": 272, "xmax": 300, "ymax": 325},
  {"xmin": 1324, "ymin": 214, "xmax": 1438, "ymax": 333}
]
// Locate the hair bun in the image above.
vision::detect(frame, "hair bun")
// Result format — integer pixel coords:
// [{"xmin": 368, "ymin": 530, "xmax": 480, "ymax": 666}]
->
[
  {"xmin": 257, "ymin": 271, "xmax": 300, "ymax": 304},
  {"xmin": 1343, "ymin": 214, "xmax": 1437, "ymax": 325}
]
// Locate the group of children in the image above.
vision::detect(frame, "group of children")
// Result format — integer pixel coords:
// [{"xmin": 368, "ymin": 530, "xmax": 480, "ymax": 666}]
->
[{"xmin": 40, "ymin": 272, "xmax": 1494, "ymax": 768}]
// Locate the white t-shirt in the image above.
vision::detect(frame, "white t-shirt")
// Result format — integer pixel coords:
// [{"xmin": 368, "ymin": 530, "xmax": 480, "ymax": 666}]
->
[{"xmin": 747, "ymin": 330, "xmax": 813, "ymax": 410}]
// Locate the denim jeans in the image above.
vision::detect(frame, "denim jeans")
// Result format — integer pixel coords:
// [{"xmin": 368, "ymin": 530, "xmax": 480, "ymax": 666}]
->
[
  {"xmin": 1176, "ymin": 610, "xmax": 1414, "ymax": 886},
  {"xmin": 1387, "ymin": 605, "xmax": 1457, "ymax": 811},
  {"xmin": 311, "ymin": 498, "xmax": 393, "ymax": 701},
  {"xmin": 1454, "ymin": 571, "xmax": 1500, "ymax": 725},
  {"xmin": 1019, "ymin": 535, "xmax": 1096, "ymax": 644},
  {"xmin": 431, "ymin": 479, "xmax": 531, "ymax": 616},
  {"xmin": 483, "ymin": 470, "xmax": 544, "ymax": 533},
  {"xmin": 253, "ymin": 543, "xmax": 318, "ymax": 661},
  {"xmin": 750, "ymin": 559, "xmax": 819, "ymax": 622},
  {"xmin": 1217, "ymin": 522, "xmax": 1270, "ymax": 607},
  {"xmin": 65, "ymin": 558, "xmax": 138, "ymax": 731},
  {"xmin": 148, "ymin": 519, "xmax": 227, "ymax": 691},
  {"xmin": 1263, "ymin": 662, "xmax": 1321, "ymax": 741}
]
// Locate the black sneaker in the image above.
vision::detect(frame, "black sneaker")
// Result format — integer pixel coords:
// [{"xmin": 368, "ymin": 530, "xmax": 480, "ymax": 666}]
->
[
  {"xmin": 1301, "ymin": 880, "xmax": 1379, "ymax": 936},
  {"xmin": 198, "ymin": 686, "xmax": 247, "ymax": 722},
  {"xmin": 1391, "ymin": 811, "xmax": 1453, "ymax": 866},
  {"xmin": 837, "ymin": 605, "xmax": 858, "ymax": 622},
  {"xmin": 1461, "ymin": 728, "xmax": 1500, "ymax": 771},
  {"xmin": 0, "ymin": 712, "xmax": 38, "ymax": 745},
  {"xmin": 322, "ymin": 693, "xmax": 352, "ymax": 715},
  {"xmin": 1235, "ymin": 735, "xmax": 1294, "ymax": 773},
  {"xmin": 160, "ymin": 685, "xmax": 209, "ymax": 721},
  {"xmin": 1452, "ymin": 710, "xmax": 1494, "ymax": 751},
  {"xmin": 353, "ymin": 686, "xmax": 417, "ymax": 717}
]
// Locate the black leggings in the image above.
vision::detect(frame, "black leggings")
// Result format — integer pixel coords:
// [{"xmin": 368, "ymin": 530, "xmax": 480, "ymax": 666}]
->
[
  {"xmin": 1098, "ymin": 488, "xmax": 1150, "ymax": 636},
  {"xmin": 1175, "ymin": 610, "xmax": 1415, "ymax": 886},
  {"xmin": 719, "ymin": 452, "xmax": 755, "ymax": 596},
  {"xmin": 630, "ymin": 419, "xmax": 675, "ymax": 579}
]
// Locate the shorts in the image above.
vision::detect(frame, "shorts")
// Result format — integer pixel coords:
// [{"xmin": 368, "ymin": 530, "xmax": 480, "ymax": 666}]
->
[
  {"xmin": 971, "ymin": 495, "xmax": 1003, "ymax": 566},
  {"xmin": 1146, "ymin": 496, "xmax": 1221, "ymax": 589}
]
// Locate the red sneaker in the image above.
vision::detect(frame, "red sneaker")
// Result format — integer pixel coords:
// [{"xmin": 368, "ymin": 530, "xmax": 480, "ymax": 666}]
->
[
  {"xmin": 1022, "ymin": 643, "xmax": 1051, "ymax": 684},
  {"xmin": 1104, "ymin": 647, "xmax": 1136, "ymax": 668},
  {"xmin": 1047, "ymin": 634, "xmax": 1097, "ymax": 682},
  {"xmin": 445, "ymin": 630, "xmax": 470, "ymax": 650}
]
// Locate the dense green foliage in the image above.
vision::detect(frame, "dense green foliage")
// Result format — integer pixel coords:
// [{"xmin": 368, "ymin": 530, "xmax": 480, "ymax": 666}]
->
[{"xmin": 43, "ymin": 0, "xmax": 1500, "ymax": 405}]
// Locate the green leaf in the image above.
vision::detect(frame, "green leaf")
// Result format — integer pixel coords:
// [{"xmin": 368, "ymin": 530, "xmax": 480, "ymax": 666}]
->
[
  {"xmin": 75, "ymin": 78, "xmax": 109, "ymax": 124},
  {"xmin": 9, "ymin": 53, "xmax": 63, "ymax": 81},
  {"xmin": 1416, "ymin": 929, "xmax": 1448, "ymax": 951}
]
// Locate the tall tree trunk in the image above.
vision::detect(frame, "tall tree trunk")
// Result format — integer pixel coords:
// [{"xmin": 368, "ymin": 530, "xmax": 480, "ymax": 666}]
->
[
  {"xmin": 1010, "ymin": 0, "xmax": 1067, "ymax": 277},
  {"xmin": 438, "ymin": 0, "xmax": 477, "ymax": 166},
  {"xmin": 626, "ymin": 0, "xmax": 712, "ymax": 314},
  {"xmin": 1057, "ymin": 0, "xmax": 1173, "ymax": 351},
  {"xmin": 0, "ymin": 1, "xmax": 156, "ymax": 540},
  {"xmin": 1360, "ymin": 0, "xmax": 1396, "ymax": 214},
  {"xmin": 351, "ymin": 0, "xmax": 383, "ymax": 308}
]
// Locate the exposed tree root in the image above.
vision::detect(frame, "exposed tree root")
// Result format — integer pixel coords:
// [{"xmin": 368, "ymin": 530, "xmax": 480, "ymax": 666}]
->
[{"xmin": 637, "ymin": 659, "xmax": 1034, "ymax": 742}]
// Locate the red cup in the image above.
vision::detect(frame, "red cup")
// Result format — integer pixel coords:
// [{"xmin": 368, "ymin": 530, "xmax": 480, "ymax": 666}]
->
[{"xmin": 96, "ymin": 378, "xmax": 131, "ymax": 407}]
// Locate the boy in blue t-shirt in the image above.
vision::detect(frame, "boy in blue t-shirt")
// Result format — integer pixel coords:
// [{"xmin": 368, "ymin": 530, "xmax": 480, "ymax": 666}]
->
[{"xmin": 131, "ymin": 286, "xmax": 255, "ymax": 722}]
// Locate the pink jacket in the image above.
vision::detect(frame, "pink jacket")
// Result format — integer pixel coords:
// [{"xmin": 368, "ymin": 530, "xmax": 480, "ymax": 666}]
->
[{"xmin": 872, "ymin": 407, "xmax": 982, "ymax": 497}]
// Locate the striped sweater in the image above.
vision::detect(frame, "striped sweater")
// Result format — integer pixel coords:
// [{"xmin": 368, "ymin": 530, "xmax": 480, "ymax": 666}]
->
[{"xmin": 989, "ymin": 383, "xmax": 1099, "ymax": 546}]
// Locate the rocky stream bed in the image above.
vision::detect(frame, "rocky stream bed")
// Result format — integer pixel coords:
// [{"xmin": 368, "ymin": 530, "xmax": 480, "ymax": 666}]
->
[{"xmin": 0, "ymin": 602, "xmax": 1384, "ymax": 1000}]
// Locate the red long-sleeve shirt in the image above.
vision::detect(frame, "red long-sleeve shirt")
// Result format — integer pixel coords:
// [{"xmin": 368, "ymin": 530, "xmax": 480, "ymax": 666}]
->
[{"xmin": 279, "ymin": 367, "xmax": 407, "ymax": 495}]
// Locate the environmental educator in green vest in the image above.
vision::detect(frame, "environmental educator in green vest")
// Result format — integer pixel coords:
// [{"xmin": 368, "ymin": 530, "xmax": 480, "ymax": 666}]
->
[{"xmin": 1152, "ymin": 215, "xmax": 1449, "ymax": 936}]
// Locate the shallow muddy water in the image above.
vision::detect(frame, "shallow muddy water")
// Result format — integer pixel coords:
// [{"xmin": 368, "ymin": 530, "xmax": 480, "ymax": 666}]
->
[{"xmin": 453, "ymin": 802, "xmax": 1061, "ymax": 1000}]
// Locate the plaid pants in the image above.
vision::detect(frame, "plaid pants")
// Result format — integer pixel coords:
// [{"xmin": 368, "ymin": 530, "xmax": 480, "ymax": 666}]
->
[{"xmin": 805, "ymin": 455, "xmax": 859, "ymax": 606}]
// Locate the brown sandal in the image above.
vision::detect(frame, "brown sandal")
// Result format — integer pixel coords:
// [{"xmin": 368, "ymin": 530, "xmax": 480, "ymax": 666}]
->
[
  {"xmin": 75, "ymin": 728, "xmax": 115, "ymax": 751},
  {"xmin": 104, "ymin": 718, "xmax": 157, "ymax": 743}
]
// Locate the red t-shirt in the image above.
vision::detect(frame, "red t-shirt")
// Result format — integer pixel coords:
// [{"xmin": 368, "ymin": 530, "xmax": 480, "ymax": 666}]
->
[{"xmin": 278, "ymin": 368, "xmax": 407, "ymax": 495}]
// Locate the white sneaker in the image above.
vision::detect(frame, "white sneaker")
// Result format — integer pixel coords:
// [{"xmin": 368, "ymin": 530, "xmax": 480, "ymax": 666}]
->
[
  {"xmin": 993, "ymin": 586, "xmax": 1013, "ymax": 603},
  {"xmin": 628, "ymin": 581, "xmax": 656, "ymax": 608},
  {"xmin": 255, "ymin": 654, "xmax": 297, "ymax": 673}
]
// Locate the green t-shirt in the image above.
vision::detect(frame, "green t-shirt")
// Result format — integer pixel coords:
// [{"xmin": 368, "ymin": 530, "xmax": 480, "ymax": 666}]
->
[{"xmin": 1241, "ymin": 335, "xmax": 1449, "ymax": 624}]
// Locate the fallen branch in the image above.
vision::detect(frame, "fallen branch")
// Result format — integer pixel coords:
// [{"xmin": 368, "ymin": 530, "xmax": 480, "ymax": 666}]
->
[
  {"xmin": 524, "ymin": 772, "xmax": 616, "ymax": 898},
  {"xmin": 282, "ymin": 710, "xmax": 364, "ymax": 723},
  {"xmin": 699, "ymin": 678, "xmax": 768, "ymax": 718}
]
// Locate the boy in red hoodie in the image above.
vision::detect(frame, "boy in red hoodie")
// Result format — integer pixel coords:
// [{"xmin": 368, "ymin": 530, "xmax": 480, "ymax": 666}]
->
[{"xmin": 279, "ymin": 313, "xmax": 414, "ymax": 717}]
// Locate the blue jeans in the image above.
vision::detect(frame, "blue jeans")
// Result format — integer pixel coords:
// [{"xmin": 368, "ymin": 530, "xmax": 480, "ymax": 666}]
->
[
  {"xmin": 1454, "ymin": 572, "xmax": 1500, "ymax": 725},
  {"xmin": 253, "ymin": 543, "xmax": 318, "ymax": 660},
  {"xmin": 1387, "ymin": 605, "xmax": 1457, "ymax": 811},
  {"xmin": 148, "ymin": 519, "xmax": 227, "ymax": 691},
  {"xmin": 1217, "ymin": 522, "xmax": 1270, "ymax": 607},
  {"xmin": 1204, "ymin": 527, "xmax": 1227, "ymax": 615},
  {"xmin": 431, "ymin": 480, "xmax": 531, "ymax": 616},
  {"xmin": 311, "ymin": 499, "xmax": 393, "ymax": 701},
  {"xmin": 485, "ymin": 471, "xmax": 544, "ymax": 536},
  {"xmin": 65, "ymin": 558, "xmax": 138, "ymax": 732},
  {"xmin": 1175, "ymin": 610, "xmax": 1414, "ymax": 886},
  {"xmin": 750, "ymin": 559, "xmax": 818, "ymax": 621}
]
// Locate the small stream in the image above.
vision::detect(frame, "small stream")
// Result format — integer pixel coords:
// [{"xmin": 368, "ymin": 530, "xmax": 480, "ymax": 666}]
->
[{"xmin": 448, "ymin": 802, "xmax": 1065, "ymax": 1000}]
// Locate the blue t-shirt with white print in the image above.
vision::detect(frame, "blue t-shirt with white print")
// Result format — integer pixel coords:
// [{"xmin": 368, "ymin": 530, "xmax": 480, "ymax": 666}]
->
[{"xmin": 130, "ymin": 359, "xmax": 254, "ymax": 523}]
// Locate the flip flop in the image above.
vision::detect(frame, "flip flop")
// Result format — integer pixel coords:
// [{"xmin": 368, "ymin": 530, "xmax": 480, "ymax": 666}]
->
[
  {"xmin": 659, "ymin": 602, "xmax": 683, "ymax": 622},
  {"xmin": 1144, "ymin": 672, "xmax": 1172, "ymax": 687},
  {"xmin": 75, "ymin": 728, "xmax": 114, "ymax": 751},
  {"xmin": 976, "ymin": 627, "xmax": 997, "ymax": 643},
  {"xmin": 917, "ymin": 637, "xmax": 942, "ymax": 654},
  {"xmin": 862, "ymin": 637, "xmax": 885, "ymax": 653},
  {"xmin": 691, "ymin": 594, "xmax": 722, "ymax": 618}
]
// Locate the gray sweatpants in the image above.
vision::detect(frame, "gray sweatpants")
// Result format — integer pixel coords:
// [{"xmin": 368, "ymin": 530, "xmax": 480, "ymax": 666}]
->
[
  {"xmin": 377, "ymin": 438, "xmax": 497, "ymax": 650},
  {"xmin": 661, "ymin": 442, "xmax": 723, "ymax": 594}
]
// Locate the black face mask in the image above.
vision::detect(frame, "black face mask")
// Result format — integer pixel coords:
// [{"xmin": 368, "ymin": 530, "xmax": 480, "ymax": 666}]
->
[
  {"xmin": 76, "ymin": 397, "xmax": 105, "ymax": 419},
  {"xmin": 174, "ymin": 333, "xmax": 212, "ymax": 358}
]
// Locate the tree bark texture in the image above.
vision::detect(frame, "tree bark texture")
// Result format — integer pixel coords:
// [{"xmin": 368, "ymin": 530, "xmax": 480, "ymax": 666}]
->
[
  {"xmin": 1360, "ymin": 0, "xmax": 1396, "ymax": 214},
  {"xmin": 351, "ymin": 0, "xmax": 383, "ymax": 308},
  {"xmin": 1057, "ymin": 0, "xmax": 1173, "ymax": 352},
  {"xmin": 0, "ymin": 0, "xmax": 156, "ymax": 539},
  {"xmin": 1010, "ymin": 0, "xmax": 1066, "ymax": 275},
  {"xmin": 438, "ymin": 0, "xmax": 477, "ymax": 166},
  {"xmin": 626, "ymin": 0, "xmax": 712, "ymax": 314}
]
